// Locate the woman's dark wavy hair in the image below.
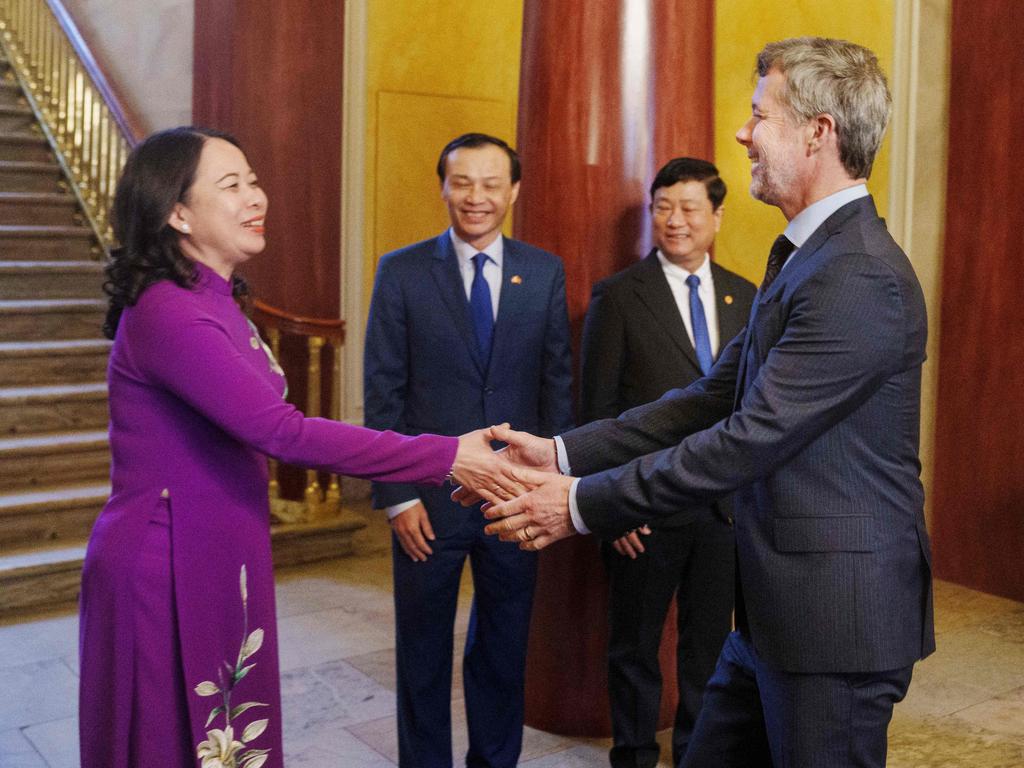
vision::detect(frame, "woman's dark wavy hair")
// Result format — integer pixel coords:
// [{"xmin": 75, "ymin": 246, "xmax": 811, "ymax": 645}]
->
[{"xmin": 103, "ymin": 126, "xmax": 250, "ymax": 339}]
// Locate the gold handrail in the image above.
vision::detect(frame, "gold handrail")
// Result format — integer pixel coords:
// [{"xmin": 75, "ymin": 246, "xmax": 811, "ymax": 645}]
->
[
  {"xmin": 0, "ymin": 0, "xmax": 139, "ymax": 249},
  {"xmin": 252, "ymin": 300, "xmax": 348, "ymax": 525}
]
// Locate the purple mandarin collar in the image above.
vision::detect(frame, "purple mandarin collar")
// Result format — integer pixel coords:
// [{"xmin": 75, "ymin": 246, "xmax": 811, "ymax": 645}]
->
[{"xmin": 192, "ymin": 260, "xmax": 234, "ymax": 296}]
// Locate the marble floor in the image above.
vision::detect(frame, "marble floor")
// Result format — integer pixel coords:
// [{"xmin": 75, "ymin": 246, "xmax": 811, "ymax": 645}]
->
[{"xmin": 2, "ymin": 507, "xmax": 1023, "ymax": 767}]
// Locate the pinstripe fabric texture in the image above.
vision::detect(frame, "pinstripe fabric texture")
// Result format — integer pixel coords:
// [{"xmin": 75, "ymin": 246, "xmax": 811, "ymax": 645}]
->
[{"xmin": 564, "ymin": 196, "xmax": 935, "ymax": 675}]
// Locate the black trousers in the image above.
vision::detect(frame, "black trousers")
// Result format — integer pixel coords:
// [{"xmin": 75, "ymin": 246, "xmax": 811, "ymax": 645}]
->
[{"xmin": 605, "ymin": 514, "xmax": 735, "ymax": 768}]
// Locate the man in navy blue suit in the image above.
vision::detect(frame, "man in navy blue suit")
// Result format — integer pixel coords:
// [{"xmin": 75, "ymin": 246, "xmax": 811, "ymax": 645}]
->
[
  {"xmin": 472, "ymin": 38, "xmax": 934, "ymax": 768},
  {"xmin": 364, "ymin": 133, "xmax": 573, "ymax": 768}
]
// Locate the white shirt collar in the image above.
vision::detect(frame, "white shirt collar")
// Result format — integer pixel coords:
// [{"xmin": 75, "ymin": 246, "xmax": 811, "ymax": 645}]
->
[
  {"xmin": 784, "ymin": 184, "xmax": 869, "ymax": 248},
  {"xmin": 449, "ymin": 228, "xmax": 504, "ymax": 268},
  {"xmin": 656, "ymin": 251, "xmax": 711, "ymax": 282}
]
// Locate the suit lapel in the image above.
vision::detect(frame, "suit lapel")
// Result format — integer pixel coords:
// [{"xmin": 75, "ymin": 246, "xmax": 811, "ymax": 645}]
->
[
  {"xmin": 489, "ymin": 238, "xmax": 530, "ymax": 372},
  {"xmin": 711, "ymin": 262, "xmax": 749, "ymax": 352},
  {"xmin": 428, "ymin": 233, "xmax": 486, "ymax": 375},
  {"xmin": 734, "ymin": 195, "xmax": 878, "ymax": 407},
  {"xmin": 759, "ymin": 196, "xmax": 874, "ymax": 304},
  {"xmin": 632, "ymin": 252, "xmax": 701, "ymax": 371}
]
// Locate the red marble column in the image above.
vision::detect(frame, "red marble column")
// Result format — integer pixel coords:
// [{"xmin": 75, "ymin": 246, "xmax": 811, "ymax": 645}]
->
[{"xmin": 514, "ymin": 0, "xmax": 715, "ymax": 736}]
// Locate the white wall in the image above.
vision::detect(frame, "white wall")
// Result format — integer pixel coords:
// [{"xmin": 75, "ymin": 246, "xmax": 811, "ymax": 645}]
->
[{"xmin": 62, "ymin": 0, "xmax": 192, "ymax": 133}]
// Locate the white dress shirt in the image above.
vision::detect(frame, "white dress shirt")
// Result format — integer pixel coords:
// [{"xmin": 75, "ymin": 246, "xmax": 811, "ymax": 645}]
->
[
  {"xmin": 387, "ymin": 229, "xmax": 503, "ymax": 519},
  {"xmin": 657, "ymin": 251, "xmax": 719, "ymax": 358},
  {"xmin": 562, "ymin": 183, "xmax": 871, "ymax": 535}
]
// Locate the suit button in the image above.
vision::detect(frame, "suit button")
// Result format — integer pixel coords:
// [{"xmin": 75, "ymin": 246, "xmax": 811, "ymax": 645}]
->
[
  {"xmin": 727, "ymin": 515, "xmax": 734, "ymax": 526},
  {"xmin": 485, "ymin": 388, "xmax": 494, "ymax": 395}
]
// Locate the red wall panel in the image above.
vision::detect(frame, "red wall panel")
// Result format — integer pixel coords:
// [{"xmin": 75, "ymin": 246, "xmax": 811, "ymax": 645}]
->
[
  {"xmin": 193, "ymin": 0, "xmax": 343, "ymax": 318},
  {"xmin": 931, "ymin": 0, "xmax": 1024, "ymax": 601}
]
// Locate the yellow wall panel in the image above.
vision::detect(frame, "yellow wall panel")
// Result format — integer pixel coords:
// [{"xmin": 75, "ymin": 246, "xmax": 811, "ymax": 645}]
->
[
  {"xmin": 374, "ymin": 91, "xmax": 514, "ymax": 258},
  {"xmin": 713, "ymin": 2, "xmax": 895, "ymax": 283},
  {"xmin": 363, "ymin": 0, "xmax": 524, "ymax": 303}
]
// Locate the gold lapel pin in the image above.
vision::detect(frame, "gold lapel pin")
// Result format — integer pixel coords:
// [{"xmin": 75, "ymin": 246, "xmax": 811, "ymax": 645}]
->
[
  {"xmin": 724, "ymin": 295, "xmax": 734, "ymax": 305},
  {"xmin": 511, "ymin": 275, "xmax": 523, "ymax": 284}
]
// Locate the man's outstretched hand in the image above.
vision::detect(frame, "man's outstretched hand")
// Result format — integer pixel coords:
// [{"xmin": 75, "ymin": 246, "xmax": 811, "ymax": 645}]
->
[
  {"xmin": 451, "ymin": 424, "xmax": 559, "ymax": 506},
  {"xmin": 480, "ymin": 467, "xmax": 578, "ymax": 550}
]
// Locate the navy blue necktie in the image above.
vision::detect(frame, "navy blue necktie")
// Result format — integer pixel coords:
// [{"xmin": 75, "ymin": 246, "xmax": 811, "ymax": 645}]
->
[
  {"xmin": 686, "ymin": 274, "xmax": 713, "ymax": 375},
  {"xmin": 470, "ymin": 253, "xmax": 494, "ymax": 359}
]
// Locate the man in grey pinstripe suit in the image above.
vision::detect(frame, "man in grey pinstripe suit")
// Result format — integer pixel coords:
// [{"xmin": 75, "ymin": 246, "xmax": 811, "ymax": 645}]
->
[{"xmin": 469, "ymin": 37, "xmax": 934, "ymax": 768}]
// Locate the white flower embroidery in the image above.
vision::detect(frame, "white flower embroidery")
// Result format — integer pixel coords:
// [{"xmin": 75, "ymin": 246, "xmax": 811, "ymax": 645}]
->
[{"xmin": 194, "ymin": 565, "xmax": 272, "ymax": 767}]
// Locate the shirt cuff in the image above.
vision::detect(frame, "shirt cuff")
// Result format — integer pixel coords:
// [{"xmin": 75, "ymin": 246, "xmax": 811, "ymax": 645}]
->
[
  {"xmin": 554, "ymin": 436, "xmax": 572, "ymax": 475},
  {"xmin": 568, "ymin": 478, "xmax": 590, "ymax": 535},
  {"xmin": 386, "ymin": 498, "xmax": 420, "ymax": 520}
]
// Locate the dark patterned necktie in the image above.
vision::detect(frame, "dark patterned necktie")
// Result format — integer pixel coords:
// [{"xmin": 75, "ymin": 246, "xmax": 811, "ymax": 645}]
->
[{"xmin": 762, "ymin": 235, "xmax": 796, "ymax": 291}]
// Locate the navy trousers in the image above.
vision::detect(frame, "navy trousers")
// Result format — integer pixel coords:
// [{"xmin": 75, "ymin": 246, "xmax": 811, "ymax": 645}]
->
[
  {"xmin": 392, "ymin": 509, "xmax": 537, "ymax": 768},
  {"xmin": 681, "ymin": 632, "xmax": 914, "ymax": 768}
]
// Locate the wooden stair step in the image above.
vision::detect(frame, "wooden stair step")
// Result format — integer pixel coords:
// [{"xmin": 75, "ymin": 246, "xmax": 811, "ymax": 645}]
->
[
  {"xmin": 0, "ymin": 338, "xmax": 111, "ymax": 385},
  {"xmin": 0, "ymin": 482, "xmax": 108, "ymax": 547},
  {"xmin": 0, "ymin": 82, "xmax": 24, "ymax": 109},
  {"xmin": 0, "ymin": 159, "xmax": 64, "ymax": 193},
  {"xmin": 0, "ymin": 298, "xmax": 106, "ymax": 341},
  {"xmin": 0, "ymin": 191, "xmax": 81, "ymax": 226},
  {"xmin": 0, "ymin": 224, "xmax": 97, "ymax": 260},
  {"xmin": 0, "ymin": 429, "xmax": 109, "ymax": 490},
  {"xmin": 0, "ymin": 260, "xmax": 104, "ymax": 299},
  {"xmin": 0, "ymin": 540, "xmax": 88, "ymax": 615},
  {"xmin": 0, "ymin": 104, "xmax": 35, "ymax": 132},
  {"xmin": 0, "ymin": 515, "xmax": 370, "ymax": 617},
  {"xmin": 0, "ymin": 132, "xmax": 51, "ymax": 162},
  {"xmin": 0, "ymin": 382, "xmax": 109, "ymax": 435}
]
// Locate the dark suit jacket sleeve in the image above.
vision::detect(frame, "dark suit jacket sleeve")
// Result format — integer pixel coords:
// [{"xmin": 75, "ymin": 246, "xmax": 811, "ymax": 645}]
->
[
  {"xmin": 563, "ymin": 326, "xmax": 742, "ymax": 476},
  {"xmin": 363, "ymin": 256, "xmax": 420, "ymax": 508},
  {"xmin": 538, "ymin": 260, "xmax": 575, "ymax": 436},
  {"xmin": 579, "ymin": 282, "xmax": 625, "ymax": 423},
  {"xmin": 575, "ymin": 253, "xmax": 914, "ymax": 537}
]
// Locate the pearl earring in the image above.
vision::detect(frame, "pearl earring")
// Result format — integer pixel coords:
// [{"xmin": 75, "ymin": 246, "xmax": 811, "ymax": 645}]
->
[{"xmin": 180, "ymin": 223, "xmax": 191, "ymax": 233}]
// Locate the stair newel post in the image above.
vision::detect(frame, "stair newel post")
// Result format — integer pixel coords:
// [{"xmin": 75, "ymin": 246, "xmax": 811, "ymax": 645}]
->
[
  {"xmin": 265, "ymin": 326, "xmax": 282, "ymax": 502},
  {"xmin": 322, "ymin": 340, "xmax": 342, "ymax": 518},
  {"xmin": 302, "ymin": 335, "xmax": 325, "ymax": 520}
]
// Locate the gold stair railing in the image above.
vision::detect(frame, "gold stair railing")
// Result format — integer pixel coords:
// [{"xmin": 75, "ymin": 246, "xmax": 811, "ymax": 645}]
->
[
  {"xmin": 0, "ymin": 0, "xmax": 140, "ymax": 248},
  {"xmin": 252, "ymin": 300, "xmax": 351, "ymax": 526},
  {"xmin": 0, "ymin": 0, "xmax": 359, "ymax": 537}
]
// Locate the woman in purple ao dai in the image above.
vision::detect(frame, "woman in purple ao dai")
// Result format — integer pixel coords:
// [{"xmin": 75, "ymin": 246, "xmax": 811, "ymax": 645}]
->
[{"xmin": 78, "ymin": 127, "xmax": 504, "ymax": 768}]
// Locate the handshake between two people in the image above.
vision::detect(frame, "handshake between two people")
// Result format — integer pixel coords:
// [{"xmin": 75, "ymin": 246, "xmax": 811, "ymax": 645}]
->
[{"xmin": 448, "ymin": 424, "xmax": 577, "ymax": 550}]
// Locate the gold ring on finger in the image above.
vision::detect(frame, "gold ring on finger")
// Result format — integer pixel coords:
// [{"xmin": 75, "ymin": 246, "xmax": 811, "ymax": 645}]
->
[{"xmin": 524, "ymin": 526, "xmax": 534, "ymax": 541}]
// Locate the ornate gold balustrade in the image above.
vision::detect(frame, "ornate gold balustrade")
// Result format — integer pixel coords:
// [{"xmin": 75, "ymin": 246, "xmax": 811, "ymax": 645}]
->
[
  {"xmin": 252, "ymin": 300, "xmax": 352, "ymax": 526},
  {"xmin": 0, "ymin": 1, "xmax": 360, "ymax": 554},
  {"xmin": 0, "ymin": 0, "xmax": 140, "ymax": 246}
]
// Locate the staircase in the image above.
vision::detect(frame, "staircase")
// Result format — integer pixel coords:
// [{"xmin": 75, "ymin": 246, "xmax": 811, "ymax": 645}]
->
[{"xmin": 0, "ymin": 54, "xmax": 110, "ymax": 615}]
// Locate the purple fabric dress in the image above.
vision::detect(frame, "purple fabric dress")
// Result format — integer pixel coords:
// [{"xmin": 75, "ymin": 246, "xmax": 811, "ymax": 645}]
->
[{"xmin": 79, "ymin": 263, "xmax": 457, "ymax": 768}]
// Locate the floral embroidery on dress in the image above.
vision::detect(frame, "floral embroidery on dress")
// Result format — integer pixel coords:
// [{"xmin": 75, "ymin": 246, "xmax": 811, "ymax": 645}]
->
[
  {"xmin": 193, "ymin": 565, "xmax": 272, "ymax": 768},
  {"xmin": 245, "ymin": 318, "xmax": 288, "ymax": 399}
]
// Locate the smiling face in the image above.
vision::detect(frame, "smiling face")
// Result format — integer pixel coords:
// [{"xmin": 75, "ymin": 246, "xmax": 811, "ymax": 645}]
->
[
  {"xmin": 170, "ymin": 137, "xmax": 268, "ymax": 277},
  {"xmin": 650, "ymin": 180, "xmax": 723, "ymax": 271},
  {"xmin": 440, "ymin": 144, "xmax": 520, "ymax": 251},
  {"xmin": 735, "ymin": 68, "xmax": 812, "ymax": 220}
]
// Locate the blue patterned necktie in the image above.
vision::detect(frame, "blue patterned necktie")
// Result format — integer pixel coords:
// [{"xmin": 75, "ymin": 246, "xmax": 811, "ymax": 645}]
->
[
  {"xmin": 686, "ymin": 273, "xmax": 713, "ymax": 375},
  {"xmin": 470, "ymin": 253, "xmax": 494, "ymax": 359}
]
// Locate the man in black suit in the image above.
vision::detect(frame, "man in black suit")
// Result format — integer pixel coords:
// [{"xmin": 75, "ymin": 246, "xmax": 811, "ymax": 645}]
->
[
  {"xmin": 471, "ymin": 37, "xmax": 933, "ymax": 768},
  {"xmin": 579, "ymin": 158, "xmax": 754, "ymax": 768}
]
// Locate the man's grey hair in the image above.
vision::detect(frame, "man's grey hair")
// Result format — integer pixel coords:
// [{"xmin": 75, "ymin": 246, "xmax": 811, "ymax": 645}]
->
[{"xmin": 757, "ymin": 37, "xmax": 891, "ymax": 180}]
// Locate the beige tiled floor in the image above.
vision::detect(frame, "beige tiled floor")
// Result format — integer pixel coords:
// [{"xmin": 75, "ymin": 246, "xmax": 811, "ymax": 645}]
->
[{"xmin": 2, "ymin": 508, "xmax": 1023, "ymax": 767}]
